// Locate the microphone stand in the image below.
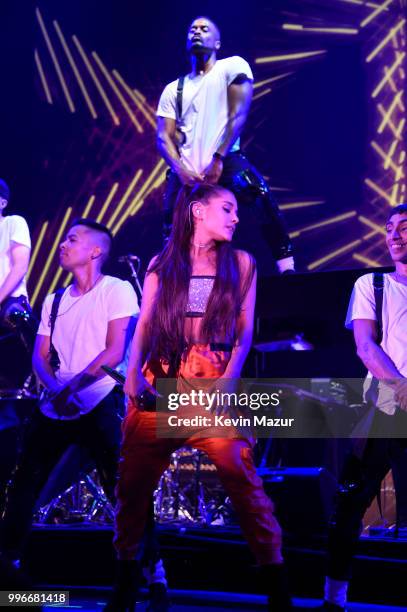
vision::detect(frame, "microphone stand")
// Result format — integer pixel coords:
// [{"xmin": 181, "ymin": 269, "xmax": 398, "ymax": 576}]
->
[{"xmin": 120, "ymin": 256, "xmax": 143, "ymax": 300}]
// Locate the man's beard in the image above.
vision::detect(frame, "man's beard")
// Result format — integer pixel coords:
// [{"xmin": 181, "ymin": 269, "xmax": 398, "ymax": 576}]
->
[{"xmin": 189, "ymin": 42, "xmax": 212, "ymax": 56}]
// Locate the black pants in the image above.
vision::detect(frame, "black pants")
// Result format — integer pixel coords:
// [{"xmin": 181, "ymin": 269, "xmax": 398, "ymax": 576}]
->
[
  {"xmin": 327, "ymin": 409, "xmax": 407, "ymax": 580},
  {"xmin": 0, "ymin": 427, "xmax": 19, "ymax": 516},
  {"xmin": 0, "ymin": 387, "xmax": 159, "ymax": 566},
  {"xmin": 163, "ymin": 151, "xmax": 293, "ymax": 262}
]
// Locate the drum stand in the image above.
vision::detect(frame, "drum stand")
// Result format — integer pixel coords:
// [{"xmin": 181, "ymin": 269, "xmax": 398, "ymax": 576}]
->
[
  {"xmin": 35, "ymin": 470, "xmax": 114, "ymax": 524},
  {"xmin": 154, "ymin": 448, "xmax": 231, "ymax": 526}
]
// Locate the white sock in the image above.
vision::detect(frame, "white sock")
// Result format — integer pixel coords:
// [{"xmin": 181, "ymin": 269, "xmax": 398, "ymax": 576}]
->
[
  {"xmin": 277, "ymin": 256, "xmax": 295, "ymax": 274},
  {"xmin": 142, "ymin": 558, "xmax": 167, "ymax": 587},
  {"xmin": 324, "ymin": 576, "xmax": 348, "ymax": 608}
]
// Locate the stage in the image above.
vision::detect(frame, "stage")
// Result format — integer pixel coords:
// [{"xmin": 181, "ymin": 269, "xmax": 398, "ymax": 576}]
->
[
  {"xmin": 2, "ymin": 267, "xmax": 407, "ymax": 610},
  {"xmin": 23, "ymin": 522, "xmax": 407, "ymax": 610},
  {"xmin": 1, "ymin": 1, "xmax": 407, "ymax": 610}
]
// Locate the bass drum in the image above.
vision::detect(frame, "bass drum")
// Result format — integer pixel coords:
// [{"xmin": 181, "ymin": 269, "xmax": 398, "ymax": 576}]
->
[{"xmin": 154, "ymin": 446, "xmax": 234, "ymax": 526}]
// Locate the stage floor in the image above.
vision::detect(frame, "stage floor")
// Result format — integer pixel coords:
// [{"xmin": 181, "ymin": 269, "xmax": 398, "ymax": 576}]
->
[
  {"xmin": 39, "ymin": 589, "xmax": 407, "ymax": 611},
  {"xmin": 27, "ymin": 523, "xmax": 407, "ymax": 608}
]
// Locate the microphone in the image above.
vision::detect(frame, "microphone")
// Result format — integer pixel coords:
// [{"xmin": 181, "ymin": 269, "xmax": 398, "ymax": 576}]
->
[{"xmin": 118, "ymin": 254, "xmax": 140, "ymax": 263}]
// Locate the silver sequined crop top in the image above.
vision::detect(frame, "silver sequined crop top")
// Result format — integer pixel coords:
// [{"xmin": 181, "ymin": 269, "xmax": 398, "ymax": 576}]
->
[{"xmin": 185, "ymin": 276, "xmax": 215, "ymax": 317}]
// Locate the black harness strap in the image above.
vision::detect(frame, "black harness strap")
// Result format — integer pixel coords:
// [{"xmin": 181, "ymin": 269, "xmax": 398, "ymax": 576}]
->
[
  {"xmin": 373, "ymin": 272, "xmax": 385, "ymax": 517},
  {"xmin": 48, "ymin": 287, "xmax": 65, "ymax": 372},
  {"xmin": 373, "ymin": 272, "xmax": 384, "ymax": 344},
  {"xmin": 176, "ymin": 76, "xmax": 185, "ymax": 125}
]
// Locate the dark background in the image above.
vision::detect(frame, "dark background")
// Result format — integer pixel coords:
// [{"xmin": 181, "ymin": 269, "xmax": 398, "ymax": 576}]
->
[{"xmin": 1, "ymin": 0, "xmax": 395, "ymax": 304}]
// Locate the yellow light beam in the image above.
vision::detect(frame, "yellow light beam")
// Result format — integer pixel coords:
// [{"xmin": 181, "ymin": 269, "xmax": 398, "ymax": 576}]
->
[
  {"xmin": 130, "ymin": 169, "xmax": 167, "ymax": 217},
  {"xmin": 365, "ymin": 178, "xmax": 393, "ymax": 204},
  {"xmin": 106, "ymin": 170, "xmax": 143, "ymax": 229},
  {"xmin": 36, "ymin": 8, "xmax": 75, "ymax": 113},
  {"xmin": 383, "ymin": 139, "xmax": 399, "ymax": 170},
  {"xmin": 31, "ymin": 207, "xmax": 73, "ymax": 307},
  {"xmin": 386, "ymin": 71, "xmax": 398, "ymax": 94},
  {"xmin": 289, "ymin": 211, "xmax": 357, "ymax": 238},
  {"xmin": 377, "ymin": 107, "xmax": 405, "ymax": 139},
  {"xmin": 133, "ymin": 89, "xmax": 157, "ymax": 117},
  {"xmin": 92, "ymin": 53, "xmax": 143, "ymax": 133},
  {"xmin": 396, "ymin": 118, "xmax": 405, "ymax": 138},
  {"xmin": 378, "ymin": 90, "xmax": 404, "ymax": 132},
  {"xmin": 371, "ymin": 141, "xmax": 403, "ymax": 174},
  {"xmin": 112, "ymin": 162, "xmax": 165, "ymax": 235},
  {"xmin": 48, "ymin": 266, "xmax": 64, "ymax": 295},
  {"xmin": 280, "ymin": 200, "xmax": 325, "ymax": 210},
  {"xmin": 82, "ymin": 195, "xmax": 96, "ymax": 218},
  {"xmin": 72, "ymin": 35, "xmax": 120, "ymax": 126},
  {"xmin": 53, "ymin": 21, "xmax": 97, "ymax": 120},
  {"xmin": 113, "ymin": 71, "xmax": 156, "ymax": 129},
  {"xmin": 384, "ymin": 71, "xmax": 405, "ymax": 109},
  {"xmin": 96, "ymin": 182, "xmax": 119, "ymax": 223},
  {"xmin": 391, "ymin": 182, "xmax": 400, "ymax": 206},
  {"xmin": 252, "ymin": 88, "xmax": 272, "ymax": 101},
  {"xmin": 134, "ymin": 89, "xmax": 146, "ymax": 101},
  {"xmin": 133, "ymin": 92, "xmax": 157, "ymax": 125},
  {"xmin": 34, "ymin": 49, "xmax": 53, "ymax": 104},
  {"xmin": 363, "ymin": 229, "xmax": 381, "ymax": 240},
  {"xmin": 360, "ymin": 0, "xmax": 394, "ymax": 29},
  {"xmin": 254, "ymin": 72, "xmax": 294, "ymax": 90},
  {"xmin": 129, "ymin": 160, "xmax": 166, "ymax": 216},
  {"xmin": 255, "ymin": 50, "xmax": 327, "ymax": 64},
  {"xmin": 341, "ymin": 0, "xmax": 387, "ymax": 7},
  {"xmin": 372, "ymin": 52, "xmax": 405, "ymax": 98},
  {"xmin": 308, "ymin": 240, "xmax": 362, "ymax": 270},
  {"xmin": 358, "ymin": 215, "xmax": 387, "ymax": 235},
  {"xmin": 63, "ymin": 273, "xmax": 73, "ymax": 288},
  {"xmin": 353, "ymin": 253, "xmax": 382, "ymax": 266},
  {"xmin": 366, "ymin": 19, "xmax": 405, "ymax": 62},
  {"xmin": 26, "ymin": 221, "xmax": 49, "ymax": 281},
  {"xmin": 282, "ymin": 24, "xmax": 358, "ymax": 35}
]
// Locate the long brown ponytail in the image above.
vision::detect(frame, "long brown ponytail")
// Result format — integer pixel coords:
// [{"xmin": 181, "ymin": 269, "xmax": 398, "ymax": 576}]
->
[{"xmin": 148, "ymin": 184, "xmax": 254, "ymax": 363}]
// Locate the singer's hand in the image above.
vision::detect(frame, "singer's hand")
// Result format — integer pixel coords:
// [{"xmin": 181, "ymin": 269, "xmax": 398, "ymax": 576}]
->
[{"xmin": 124, "ymin": 370, "xmax": 159, "ymax": 409}]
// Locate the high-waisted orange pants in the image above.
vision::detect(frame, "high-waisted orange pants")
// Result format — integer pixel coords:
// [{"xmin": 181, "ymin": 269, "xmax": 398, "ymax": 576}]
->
[{"xmin": 113, "ymin": 344, "xmax": 283, "ymax": 565}]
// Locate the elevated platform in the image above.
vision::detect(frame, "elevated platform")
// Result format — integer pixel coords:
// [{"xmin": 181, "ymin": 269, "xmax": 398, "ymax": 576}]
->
[{"xmin": 25, "ymin": 523, "xmax": 407, "ymax": 607}]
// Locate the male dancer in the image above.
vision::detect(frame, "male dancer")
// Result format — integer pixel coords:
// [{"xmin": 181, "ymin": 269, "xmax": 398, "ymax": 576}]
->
[
  {"xmin": 0, "ymin": 177, "xmax": 32, "ymax": 511},
  {"xmin": 157, "ymin": 16, "xmax": 294, "ymax": 274},
  {"xmin": 321, "ymin": 204, "xmax": 407, "ymax": 610},
  {"xmin": 0, "ymin": 178, "xmax": 30, "ymax": 308},
  {"xmin": 0, "ymin": 219, "xmax": 169, "ymax": 610}
]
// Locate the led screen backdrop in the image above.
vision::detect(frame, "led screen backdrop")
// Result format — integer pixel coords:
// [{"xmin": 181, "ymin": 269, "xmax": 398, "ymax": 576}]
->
[{"xmin": 1, "ymin": 0, "xmax": 406, "ymax": 307}]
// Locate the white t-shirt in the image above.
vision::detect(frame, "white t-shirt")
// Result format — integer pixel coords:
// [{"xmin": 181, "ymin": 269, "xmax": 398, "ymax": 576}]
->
[
  {"xmin": 38, "ymin": 275, "xmax": 139, "ymax": 418},
  {"xmin": 345, "ymin": 273, "xmax": 407, "ymax": 414},
  {"xmin": 157, "ymin": 56, "xmax": 253, "ymax": 175},
  {"xmin": 0, "ymin": 215, "xmax": 31, "ymax": 299}
]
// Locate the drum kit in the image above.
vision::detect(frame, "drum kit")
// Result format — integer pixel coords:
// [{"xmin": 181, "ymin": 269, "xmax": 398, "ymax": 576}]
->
[{"xmin": 30, "ymin": 447, "xmax": 232, "ymax": 527}]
